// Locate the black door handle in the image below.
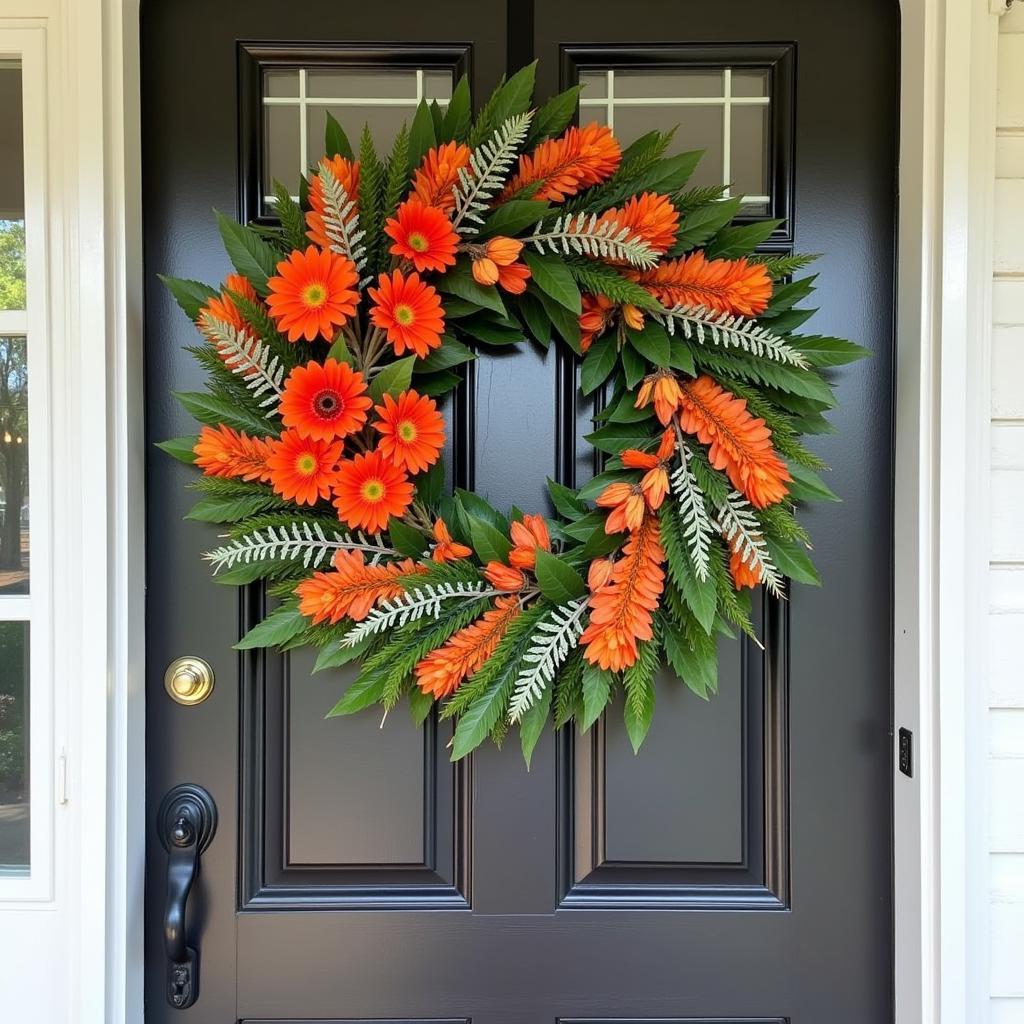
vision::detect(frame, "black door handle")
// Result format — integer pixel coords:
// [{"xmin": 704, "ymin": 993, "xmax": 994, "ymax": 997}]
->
[{"xmin": 157, "ymin": 784, "xmax": 217, "ymax": 1009}]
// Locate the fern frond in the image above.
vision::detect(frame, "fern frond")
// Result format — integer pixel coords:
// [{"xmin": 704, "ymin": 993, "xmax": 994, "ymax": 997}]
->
[
  {"xmin": 357, "ymin": 124, "xmax": 387, "ymax": 273},
  {"xmin": 750, "ymin": 252, "xmax": 821, "ymax": 281},
  {"xmin": 567, "ymin": 261, "xmax": 663, "ymax": 310},
  {"xmin": 451, "ymin": 111, "xmax": 533, "ymax": 233},
  {"xmin": 381, "ymin": 123, "xmax": 411, "ymax": 225},
  {"xmin": 670, "ymin": 447, "xmax": 715, "ymax": 581},
  {"xmin": 525, "ymin": 211, "xmax": 659, "ymax": 269},
  {"xmin": 714, "ymin": 491, "xmax": 784, "ymax": 598},
  {"xmin": 270, "ymin": 181, "xmax": 308, "ymax": 250},
  {"xmin": 657, "ymin": 304, "xmax": 810, "ymax": 368},
  {"xmin": 196, "ymin": 314, "xmax": 285, "ymax": 415},
  {"xmin": 507, "ymin": 597, "xmax": 588, "ymax": 723},
  {"xmin": 317, "ymin": 164, "xmax": 368, "ymax": 279}
]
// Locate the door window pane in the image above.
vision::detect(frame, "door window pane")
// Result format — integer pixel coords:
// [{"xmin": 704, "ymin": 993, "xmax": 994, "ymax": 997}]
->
[
  {"xmin": 0, "ymin": 621, "xmax": 28, "ymax": 876},
  {"xmin": 0, "ymin": 335, "xmax": 28, "ymax": 595},
  {"xmin": 0, "ymin": 62, "xmax": 25, "ymax": 311}
]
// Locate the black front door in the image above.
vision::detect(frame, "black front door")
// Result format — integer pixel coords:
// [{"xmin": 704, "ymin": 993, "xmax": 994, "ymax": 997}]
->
[{"xmin": 142, "ymin": 2, "xmax": 897, "ymax": 1020}]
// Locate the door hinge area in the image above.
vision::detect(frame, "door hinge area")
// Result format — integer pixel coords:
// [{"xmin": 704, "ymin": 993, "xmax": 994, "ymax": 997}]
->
[{"xmin": 898, "ymin": 728, "xmax": 913, "ymax": 778}]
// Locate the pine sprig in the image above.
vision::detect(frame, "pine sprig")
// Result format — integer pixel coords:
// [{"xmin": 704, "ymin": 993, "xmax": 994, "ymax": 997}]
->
[
  {"xmin": 452, "ymin": 112, "xmax": 533, "ymax": 234},
  {"xmin": 714, "ymin": 491, "xmax": 784, "ymax": 598},
  {"xmin": 658, "ymin": 304, "xmax": 810, "ymax": 368},
  {"xmin": 381, "ymin": 123, "xmax": 411, "ymax": 227},
  {"xmin": 670, "ymin": 447, "xmax": 714, "ymax": 580},
  {"xmin": 567, "ymin": 261, "xmax": 664, "ymax": 310},
  {"xmin": 750, "ymin": 252, "xmax": 821, "ymax": 281},
  {"xmin": 525, "ymin": 211, "xmax": 659, "ymax": 269},
  {"xmin": 553, "ymin": 650, "xmax": 585, "ymax": 728},
  {"xmin": 674, "ymin": 183, "xmax": 730, "ymax": 214},
  {"xmin": 270, "ymin": 181, "xmax": 308, "ymax": 250},
  {"xmin": 508, "ymin": 597, "xmax": 588, "ymax": 723},
  {"xmin": 357, "ymin": 124, "xmax": 387, "ymax": 273},
  {"xmin": 197, "ymin": 314, "xmax": 285, "ymax": 414},
  {"xmin": 317, "ymin": 164, "xmax": 368, "ymax": 277}
]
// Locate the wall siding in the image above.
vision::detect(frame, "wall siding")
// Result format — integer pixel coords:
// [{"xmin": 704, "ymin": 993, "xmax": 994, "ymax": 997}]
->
[{"xmin": 992, "ymin": 7, "xmax": 1024, "ymax": 1016}]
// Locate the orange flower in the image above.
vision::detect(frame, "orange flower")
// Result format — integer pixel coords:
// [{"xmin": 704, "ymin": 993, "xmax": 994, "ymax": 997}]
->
[
  {"xmin": 484, "ymin": 561, "xmax": 527, "ymax": 592},
  {"xmin": 198, "ymin": 273, "xmax": 260, "ymax": 335},
  {"xmin": 508, "ymin": 513, "xmax": 552, "ymax": 570},
  {"xmin": 332, "ymin": 449, "xmax": 414, "ymax": 533},
  {"xmin": 729, "ymin": 544, "xmax": 762, "ymax": 590},
  {"xmin": 587, "ymin": 557, "xmax": 614, "ymax": 592},
  {"xmin": 384, "ymin": 199, "xmax": 459, "ymax": 273},
  {"xmin": 677, "ymin": 375, "xmax": 792, "ymax": 509},
  {"xmin": 596, "ymin": 481, "xmax": 647, "ymax": 534},
  {"xmin": 414, "ymin": 596, "xmax": 521, "ymax": 698},
  {"xmin": 631, "ymin": 251, "xmax": 772, "ymax": 317},
  {"xmin": 295, "ymin": 550, "xmax": 427, "ymax": 624},
  {"xmin": 368, "ymin": 270, "xmax": 445, "ymax": 359},
  {"xmin": 635, "ymin": 369, "xmax": 683, "ymax": 426},
  {"xmin": 471, "ymin": 236, "xmax": 525, "ymax": 286},
  {"xmin": 622, "ymin": 304, "xmax": 645, "ymax": 331},
  {"xmin": 266, "ymin": 246, "xmax": 359, "ymax": 343},
  {"xmin": 502, "ymin": 123, "xmax": 621, "ymax": 203},
  {"xmin": 579, "ymin": 293, "xmax": 615, "ymax": 352},
  {"xmin": 193, "ymin": 424, "xmax": 273, "ymax": 483},
  {"xmin": 279, "ymin": 358, "xmax": 373, "ymax": 441},
  {"xmin": 306, "ymin": 155, "xmax": 360, "ymax": 249},
  {"xmin": 579, "ymin": 512, "xmax": 666, "ymax": 672},
  {"xmin": 431, "ymin": 518, "xmax": 472, "ymax": 563},
  {"xmin": 620, "ymin": 429, "xmax": 676, "ymax": 510},
  {"xmin": 411, "ymin": 142, "xmax": 472, "ymax": 211},
  {"xmin": 372, "ymin": 388, "xmax": 446, "ymax": 473},
  {"xmin": 598, "ymin": 192, "xmax": 680, "ymax": 256},
  {"xmin": 265, "ymin": 429, "xmax": 343, "ymax": 505},
  {"xmin": 496, "ymin": 262, "xmax": 531, "ymax": 294}
]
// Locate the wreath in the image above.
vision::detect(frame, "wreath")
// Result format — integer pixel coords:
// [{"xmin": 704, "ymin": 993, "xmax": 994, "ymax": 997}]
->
[{"xmin": 160, "ymin": 63, "xmax": 867, "ymax": 764}]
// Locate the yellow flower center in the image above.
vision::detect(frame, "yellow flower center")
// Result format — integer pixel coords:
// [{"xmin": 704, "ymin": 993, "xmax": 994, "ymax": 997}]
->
[
  {"xmin": 301, "ymin": 281, "xmax": 328, "ymax": 309},
  {"xmin": 295, "ymin": 452, "xmax": 318, "ymax": 476},
  {"xmin": 361, "ymin": 478, "xmax": 385, "ymax": 503},
  {"xmin": 397, "ymin": 420, "xmax": 418, "ymax": 443},
  {"xmin": 394, "ymin": 303, "xmax": 415, "ymax": 326},
  {"xmin": 407, "ymin": 231, "xmax": 429, "ymax": 253}
]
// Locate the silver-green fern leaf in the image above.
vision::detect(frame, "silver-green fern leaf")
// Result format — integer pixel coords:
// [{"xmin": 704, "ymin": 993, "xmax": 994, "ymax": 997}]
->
[
  {"xmin": 507, "ymin": 597, "xmax": 588, "ymax": 724},
  {"xmin": 197, "ymin": 313, "xmax": 284, "ymax": 414},
  {"xmin": 714, "ymin": 491, "xmax": 784, "ymax": 598},
  {"xmin": 671, "ymin": 449, "xmax": 715, "ymax": 581},
  {"xmin": 658, "ymin": 304, "xmax": 810, "ymax": 368},
  {"xmin": 205, "ymin": 522, "xmax": 393, "ymax": 574},
  {"xmin": 451, "ymin": 111, "xmax": 533, "ymax": 233},
  {"xmin": 341, "ymin": 582, "xmax": 500, "ymax": 647},
  {"xmin": 317, "ymin": 164, "xmax": 368, "ymax": 278},
  {"xmin": 525, "ymin": 212, "xmax": 659, "ymax": 269}
]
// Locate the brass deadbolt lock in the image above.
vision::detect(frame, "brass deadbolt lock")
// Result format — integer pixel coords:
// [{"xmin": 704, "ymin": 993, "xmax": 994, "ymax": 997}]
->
[{"xmin": 164, "ymin": 656, "xmax": 215, "ymax": 706}]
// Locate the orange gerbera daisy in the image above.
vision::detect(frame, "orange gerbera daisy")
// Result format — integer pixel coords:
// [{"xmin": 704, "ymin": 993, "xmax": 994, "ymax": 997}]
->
[
  {"xmin": 620, "ymin": 429, "xmax": 677, "ymax": 510},
  {"xmin": 414, "ymin": 596, "xmax": 521, "ymax": 698},
  {"xmin": 579, "ymin": 512, "xmax": 666, "ymax": 672},
  {"xmin": 306, "ymin": 154, "xmax": 360, "ymax": 249},
  {"xmin": 728, "ymin": 543, "xmax": 763, "ymax": 590},
  {"xmin": 598, "ymin": 192, "xmax": 680, "ymax": 256},
  {"xmin": 332, "ymin": 449, "xmax": 414, "ymax": 533},
  {"xmin": 384, "ymin": 199, "xmax": 459, "ymax": 273},
  {"xmin": 411, "ymin": 141, "xmax": 472, "ymax": 212},
  {"xmin": 192, "ymin": 424, "xmax": 273, "ymax": 483},
  {"xmin": 579, "ymin": 293, "xmax": 615, "ymax": 352},
  {"xmin": 367, "ymin": 270, "xmax": 445, "ymax": 359},
  {"xmin": 508, "ymin": 513, "xmax": 551, "ymax": 570},
  {"xmin": 266, "ymin": 246, "xmax": 359, "ymax": 343},
  {"xmin": 635, "ymin": 369, "xmax": 683, "ymax": 426},
  {"xmin": 372, "ymin": 389, "xmax": 446, "ymax": 473},
  {"xmin": 677, "ymin": 375, "xmax": 792, "ymax": 509},
  {"xmin": 279, "ymin": 358, "xmax": 373, "ymax": 441},
  {"xmin": 295, "ymin": 550, "xmax": 426, "ymax": 624},
  {"xmin": 596, "ymin": 481, "xmax": 647, "ymax": 534},
  {"xmin": 198, "ymin": 273, "xmax": 260, "ymax": 335},
  {"xmin": 502, "ymin": 123, "xmax": 621, "ymax": 203},
  {"xmin": 265, "ymin": 429, "xmax": 343, "ymax": 505},
  {"xmin": 431, "ymin": 518, "xmax": 472, "ymax": 563},
  {"xmin": 631, "ymin": 251, "xmax": 772, "ymax": 317}
]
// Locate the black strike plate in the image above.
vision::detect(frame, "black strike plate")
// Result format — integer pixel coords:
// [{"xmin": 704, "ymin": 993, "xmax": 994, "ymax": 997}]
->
[{"xmin": 898, "ymin": 727, "xmax": 913, "ymax": 777}]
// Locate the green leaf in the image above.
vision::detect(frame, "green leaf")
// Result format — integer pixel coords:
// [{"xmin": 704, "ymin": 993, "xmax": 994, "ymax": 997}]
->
[
  {"xmin": 792, "ymin": 335, "xmax": 873, "ymax": 367},
  {"xmin": 585, "ymin": 421, "xmax": 655, "ymax": 455},
  {"xmin": 173, "ymin": 390, "xmax": 274, "ymax": 436},
  {"xmin": 327, "ymin": 335, "xmax": 355, "ymax": 366},
  {"xmin": 215, "ymin": 211, "xmax": 280, "ymax": 295},
  {"xmin": 519, "ymin": 682, "xmax": 552, "ymax": 768},
  {"xmin": 765, "ymin": 537, "xmax": 821, "ymax": 586},
  {"xmin": 579, "ymin": 336, "xmax": 617, "ymax": 395},
  {"xmin": 409, "ymin": 685, "xmax": 435, "ymax": 726},
  {"xmin": 580, "ymin": 663, "xmax": 612, "ymax": 731},
  {"xmin": 604, "ymin": 389, "xmax": 654, "ymax": 424},
  {"xmin": 679, "ymin": 556, "xmax": 717, "ymax": 634},
  {"xmin": 439, "ymin": 262, "xmax": 507, "ymax": 317},
  {"xmin": 487, "ymin": 60, "xmax": 537, "ymax": 128},
  {"xmin": 627, "ymin": 323, "xmax": 671, "ymax": 367},
  {"xmin": 455, "ymin": 489, "xmax": 508, "ymax": 532},
  {"xmin": 533, "ymin": 287, "xmax": 581, "ymax": 353},
  {"xmin": 480, "ymin": 200, "xmax": 551, "ymax": 238},
  {"xmin": 706, "ymin": 219, "xmax": 783, "ymax": 260},
  {"xmin": 623, "ymin": 645, "xmax": 657, "ymax": 754},
  {"xmin": 414, "ymin": 369, "xmax": 463, "ymax": 397},
  {"xmin": 621, "ymin": 343, "xmax": 646, "ymax": 388},
  {"xmin": 534, "ymin": 550, "xmax": 586, "ymax": 603},
  {"xmin": 156, "ymin": 436, "xmax": 198, "ymax": 465},
  {"xmin": 576, "ymin": 468, "xmax": 639, "ymax": 502},
  {"xmin": 388, "ymin": 516, "xmax": 429, "ymax": 558},
  {"xmin": 637, "ymin": 150, "xmax": 702, "ymax": 194},
  {"xmin": 546, "ymin": 478, "xmax": 588, "ymax": 520},
  {"xmin": 326, "ymin": 666, "xmax": 388, "ymax": 717},
  {"xmin": 787, "ymin": 463, "xmax": 840, "ymax": 503},
  {"xmin": 518, "ymin": 292, "xmax": 552, "ymax": 348},
  {"xmin": 668, "ymin": 339, "xmax": 696, "ymax": 375},
  {"xmin": 416, "ymin": 336, "xmax": 475, "ymax": 373},
  {"xmin": 526, "ymin": 84, "xmax": 582, "ymax": 145},
  {"xmin": 313, "ymin": 633, "xmax": 378, "ymax": 671},
  {"xmin": 408, "ymin": 99, "xmax": 437, "ymax": 173},
  {"xmin": 324, "ymin": 111, "xmax": 354, "ymax": 160},
  {"xmin": 468, "ymin": 517, "xmax": 512, "ymax": 564},
  {"xmin": 522, "ymin": 251, "xmax": 582, "ymax": 314},
  {"xmin": 185, "ymin": 492, "xmax": 276, "ymax": 523},
  {"xmin": 455, "ymin": 316, "xmax": 524, "ymax": 346},
  {"xmin": 762, "ymin": 275, "xmax": 817, "ymax": 316},
  {"xmin": 159, "ymin": 275, "xmax": 217, "ymax": 321},
  {"xmin": 663, "ymin": 621, "xmax": 716, "ymax": 699},
  {"xmin": 440, "ymin": 75, "xmax": 472, "ymax": 142},
  {"xmin": 671, "ymin": 197, "xmax": 742, "ymax": 253},
  {"xmin": 369, "ymin": 355, "xmax": 416, "ymax": 402},
  {"xmin": 235, "ymin": 603, "xmax": 307, "ymax": 650}
]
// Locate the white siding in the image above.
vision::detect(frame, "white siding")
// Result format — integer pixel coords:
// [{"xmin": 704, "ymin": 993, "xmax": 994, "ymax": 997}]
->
[{"xmin": 992, "ymin": 7, "xmax": 1024, "ymax": 1016}]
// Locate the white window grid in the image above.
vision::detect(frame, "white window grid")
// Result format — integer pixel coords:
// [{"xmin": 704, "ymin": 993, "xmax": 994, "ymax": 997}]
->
[
  {"xmin": 262, "ymin": 67, "xmax": 451, "ymax": 205},
  {"xmin": 579, "ymin": 67, "xmax": 772, "ymax": 207}
]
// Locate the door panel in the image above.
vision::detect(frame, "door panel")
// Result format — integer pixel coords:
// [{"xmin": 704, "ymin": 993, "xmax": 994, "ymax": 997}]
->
[{"xmin": 142, "ymin": 1, "xmax": 897, "ymax": 1020}]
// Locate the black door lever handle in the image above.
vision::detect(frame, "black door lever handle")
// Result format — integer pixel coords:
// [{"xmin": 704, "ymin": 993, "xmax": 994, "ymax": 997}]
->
[{"xmin": 157, "ymin": 784, "xmax": 217, "ymax": 1009}]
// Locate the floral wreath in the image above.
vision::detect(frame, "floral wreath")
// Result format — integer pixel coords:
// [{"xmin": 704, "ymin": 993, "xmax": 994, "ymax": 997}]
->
[{"xmin": 160, "ymin": 63, "xmax": 866, "ymax": 764}]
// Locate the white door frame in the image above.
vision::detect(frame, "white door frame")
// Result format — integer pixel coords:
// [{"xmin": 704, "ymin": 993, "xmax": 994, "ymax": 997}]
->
[{"xmin": 0, "ymin": 0, "xmax": 998, "ymax": 1019}]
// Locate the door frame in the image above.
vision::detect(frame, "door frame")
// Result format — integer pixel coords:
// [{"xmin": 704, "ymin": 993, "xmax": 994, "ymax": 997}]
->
[{"xmin": 4, "ymin": 0, "xmax": 998, "ymax": 1019}]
